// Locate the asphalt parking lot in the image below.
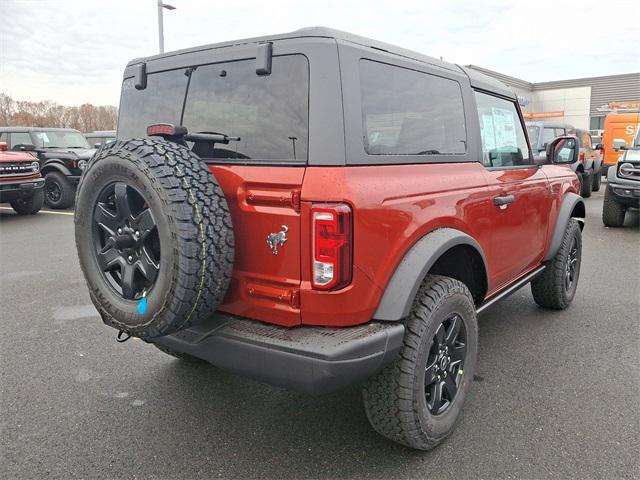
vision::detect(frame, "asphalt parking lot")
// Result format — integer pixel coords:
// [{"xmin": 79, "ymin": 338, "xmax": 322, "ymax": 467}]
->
[{"xmin": 1, "ymin": 189, "xmax": 638, "ymax": 479}]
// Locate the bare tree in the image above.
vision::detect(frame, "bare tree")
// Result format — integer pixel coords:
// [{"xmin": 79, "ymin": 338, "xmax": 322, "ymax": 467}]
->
[{"xmin": 0, "ymin": 93, "xmax": 117, "ymax": 131}]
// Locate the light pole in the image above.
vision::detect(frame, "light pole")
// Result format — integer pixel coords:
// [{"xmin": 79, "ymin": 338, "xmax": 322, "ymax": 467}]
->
[{"xmin": 157, "ymin": 0, "xmax": 176, "ymax": 54}]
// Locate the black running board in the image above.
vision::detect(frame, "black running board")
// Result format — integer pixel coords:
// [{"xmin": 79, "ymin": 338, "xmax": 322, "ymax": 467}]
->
[{"xmin": 476, "ymin": 265, "xmax": 546, "ymax": 315}]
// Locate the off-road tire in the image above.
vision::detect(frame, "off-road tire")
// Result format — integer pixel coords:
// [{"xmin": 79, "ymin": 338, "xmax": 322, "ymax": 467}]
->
[
  {"xmin": 602, "ymin": 186, "xmax": 626, "ymax": 227},
  {"xmin": 579, "ymin": 172, "xmax": 592, "ymax": 198},
  {"xmin": 531, "ymin": 218, "xmax": 582, "ymax": 309},
  {"xmin": 44, "ymin": 171, "xmax": 76, "ymax": 209},
  {"xmin": 591, "ymin": 170, "xmax": 602, "ymax": 192},
  {"xmin": 153, "ymin": 343, "xmax": 204, "ymax": 363},
  {"xmin": 362, "ymin": 275, "xmax": 478, "ymax": 451},
  {"xmin": 10, "ymin": 189, "xmax": 43, "ymax": 215},
  {"xmin": 75, "ymin": 138, "xmax": 234, "ymax": 338}
]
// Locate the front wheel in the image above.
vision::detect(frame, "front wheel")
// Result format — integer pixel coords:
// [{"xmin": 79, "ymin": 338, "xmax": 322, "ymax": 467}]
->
[
  {"xmin": 10, "ymin": 189, "xmax": 44, "ymax": 215},
  {"xmin": 531, "ymin": 218, "xmax": 582, "ymax": 309},
  {"xmin": 602, "ymin": 186, "xmax": 626, "ymax": 227},
  {"xmin": 362, "ymin": 275, "xmax": 478, "ymax": 450},
  {"xmin": 44, "ymin": 171, "xmax": 76, "ymax": 209}
]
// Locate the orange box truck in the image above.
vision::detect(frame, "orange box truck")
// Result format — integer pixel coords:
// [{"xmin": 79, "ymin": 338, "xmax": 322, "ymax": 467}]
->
[{"xmin": 602, "ymin": 112, "xmax": 640, "ymax": 173}]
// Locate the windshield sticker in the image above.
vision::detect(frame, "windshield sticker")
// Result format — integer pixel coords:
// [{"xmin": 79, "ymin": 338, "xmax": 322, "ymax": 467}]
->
[{"xmin": 491, "ymin": 107, "xmax": 517, "ymax": 148}]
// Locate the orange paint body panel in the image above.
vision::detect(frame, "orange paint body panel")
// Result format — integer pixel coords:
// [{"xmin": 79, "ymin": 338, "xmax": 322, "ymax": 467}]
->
[
  {"xmin": 207, "ymin": 161, "xmax": 578, "ymax": 328},
  {"xmin": 209, "ymin": 165, "xmax": 304, "ymax": 327}
]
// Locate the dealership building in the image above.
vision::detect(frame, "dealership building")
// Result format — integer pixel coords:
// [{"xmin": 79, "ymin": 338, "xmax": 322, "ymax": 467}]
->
[{"xmin": 467, "ymin": 66, "xmax": 640, "ymax": 132}]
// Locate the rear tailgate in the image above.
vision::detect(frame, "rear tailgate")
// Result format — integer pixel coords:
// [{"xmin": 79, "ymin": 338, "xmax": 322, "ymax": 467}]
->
[{"xmin": 211, "ymin": 165, "xmax": 304, "ymax": 326}]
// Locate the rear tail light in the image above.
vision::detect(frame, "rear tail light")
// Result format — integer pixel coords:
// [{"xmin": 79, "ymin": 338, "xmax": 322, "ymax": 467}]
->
[
  {"xmin": 579, "ymin": 151, "xmax": 585, "ymax": 161},
  {"xmin": 0, "ymin": 142, "xmax": 7, "ymax": 151},
  {"xmin": 311, "ymin": 204, "xmax": 352, "ymax": 290}
]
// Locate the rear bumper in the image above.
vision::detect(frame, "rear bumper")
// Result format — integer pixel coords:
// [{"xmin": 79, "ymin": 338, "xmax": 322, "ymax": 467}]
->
[
  {"xmin": 0, "ymin": 177, "xmax": 44, "ymax": 202},
  {"xmin": 150, "ymin": 315, "xmax": 405, "ymax": 394}
]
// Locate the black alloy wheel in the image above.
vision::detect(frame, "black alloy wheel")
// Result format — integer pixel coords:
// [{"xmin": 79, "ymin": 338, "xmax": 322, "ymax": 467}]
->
[
  {"xmin": 92, "ymin": 182, "xmax": 160, "ymax": 300},
  {"xmin": 424, "ymin": 313, "xmax": 467, "ymax": 415},
  {"xmin": 565, "ymin": 236, "xmax": 579, "ymax": 292},
  {"xmin": 45, "ymin": 178, "xmax": 62, "ymax": 204}
]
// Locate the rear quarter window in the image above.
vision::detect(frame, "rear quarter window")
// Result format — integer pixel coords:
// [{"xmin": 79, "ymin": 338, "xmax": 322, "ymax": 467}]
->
[{"xmin": 359, "ymin": 59, "xmax": 467, "ymax": 156}]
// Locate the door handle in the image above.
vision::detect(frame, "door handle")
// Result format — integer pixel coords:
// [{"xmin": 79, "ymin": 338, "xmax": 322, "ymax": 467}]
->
[{"xmin": 494, "ymin": 195, "xmax": 515, "ymax": 208}]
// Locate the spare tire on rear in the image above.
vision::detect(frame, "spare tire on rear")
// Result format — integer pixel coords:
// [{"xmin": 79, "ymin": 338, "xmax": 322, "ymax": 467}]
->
[{"xmin": 75, "ymin": 138, "xmax": 234, "ymax": 338}]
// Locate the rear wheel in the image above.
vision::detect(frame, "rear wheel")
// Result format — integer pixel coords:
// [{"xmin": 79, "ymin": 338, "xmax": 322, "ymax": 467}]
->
[
  {"xmin": 362, "ymin": 275, "xmax": 478, "ymax": 450},
  {"xmin": 602, "ymin": 186, "xmax": 626, "ymax": 227},
  {"xmin": 579, "ymin": 172, "xmax": 592, "ymax": 198},
  {"xmin": 75, "ymin": 138, "xmax": 234, "ymax": 338},
  {"xmin": 531, "ymin": 218, "xmax": 581, "ymax": 309},
  {"xmin": 44, "ymin": 171, "xmax": 75, "ymax": 209},
  {"xmin": 10, "ymin": 190, "xmax": 43, "ymax": 215},
  {"xmin": 591, "ymin": 170, "xmax": 602, "ymax": 191}
]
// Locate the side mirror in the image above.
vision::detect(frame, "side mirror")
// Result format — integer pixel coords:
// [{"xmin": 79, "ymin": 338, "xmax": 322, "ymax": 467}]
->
[
  {"xmin": 547, "ymin": 135, "xmax": 579, "ymax": 164},
  {"xmin": 612, "ymin": 138, "xmax": 628, "ymax": 151},
  {"xmin": 94, "ymin": 143, "xmax": 101, "ymax": 148},
  {"xmin": 593, "ymin": 143, "xmax": 604, "ymax": 150}
]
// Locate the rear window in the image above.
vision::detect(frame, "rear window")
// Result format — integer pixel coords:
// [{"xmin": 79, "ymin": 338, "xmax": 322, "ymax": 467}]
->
[
  {"xmin": 118, "ymin": 55, "xmax": 309, "ymax": 163},
  {"xmin": 359, "ymin": 59, "xmax": 467, "ymax": 156}
]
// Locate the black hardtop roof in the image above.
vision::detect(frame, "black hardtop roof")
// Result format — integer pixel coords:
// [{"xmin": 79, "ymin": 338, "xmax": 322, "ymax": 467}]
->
[
  {"xmin": 127, "ymin": 26, "xmax": 514, "ymax": 98},
  {"xmin": 0, "ymin": 127, "xmax": 83, "ymax": 133}
]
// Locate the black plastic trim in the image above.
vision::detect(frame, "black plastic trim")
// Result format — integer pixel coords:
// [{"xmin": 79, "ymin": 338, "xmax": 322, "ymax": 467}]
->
[
  {"xmin": 149, "ymin": 314, "xmax": 405, "ymax": 394},
  {"xmin": 543, "ymin": 193, "xmax": 585, "ymax": 262},
  {"xmin": 373, "ymin": 228, "xmax": 489, "ymax": 321}
]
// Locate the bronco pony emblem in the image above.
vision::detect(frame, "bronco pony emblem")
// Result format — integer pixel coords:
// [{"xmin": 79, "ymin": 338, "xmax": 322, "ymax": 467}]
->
[{"xmin": 266, "ymin": 225, "xmax": 288, "ymax": 255}]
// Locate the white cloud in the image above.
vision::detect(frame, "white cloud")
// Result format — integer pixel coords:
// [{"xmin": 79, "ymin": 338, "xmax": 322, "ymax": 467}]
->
[{"xmin": 1, "ymin": 0, "xmax": 638, "ymax": 106}]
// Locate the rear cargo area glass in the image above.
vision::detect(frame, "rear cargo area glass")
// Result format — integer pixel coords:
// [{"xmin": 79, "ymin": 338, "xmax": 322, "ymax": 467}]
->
[{"xmin": 118, "ymin": 55, "xmax": 309, "ymax": 163}]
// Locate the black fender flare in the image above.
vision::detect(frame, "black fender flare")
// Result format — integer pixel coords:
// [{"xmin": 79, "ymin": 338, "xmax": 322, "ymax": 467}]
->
[
  {"xmin": 373, "ymin": 228, "xmax": 489, "ymax": 321},
  {"xmin": 41, "ymin": 160, "xmax": 72, "ymax": 177},
  {"xmin": 543, "ymin": 192, "xmax": 585, "ymax": 262}
]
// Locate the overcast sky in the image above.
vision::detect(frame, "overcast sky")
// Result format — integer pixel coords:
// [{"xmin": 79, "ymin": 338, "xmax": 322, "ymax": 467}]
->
[{"xmin": 1, "ymin": 0, "xmax": 638, "ymax": 107}]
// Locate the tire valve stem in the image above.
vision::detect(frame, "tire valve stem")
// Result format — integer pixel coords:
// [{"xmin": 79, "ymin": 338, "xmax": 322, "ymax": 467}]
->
[{"xmin": 137, "ymin": 290, "xmax": 148, "ymax": 315}]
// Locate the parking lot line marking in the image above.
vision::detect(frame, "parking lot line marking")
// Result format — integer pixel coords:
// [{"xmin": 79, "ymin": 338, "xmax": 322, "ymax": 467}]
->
[{"xmin": 0, "ymin": 206, "xmax": 74, "ymax": 216}]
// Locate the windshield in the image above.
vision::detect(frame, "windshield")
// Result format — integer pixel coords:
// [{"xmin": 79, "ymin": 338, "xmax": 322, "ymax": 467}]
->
[
  {"xmin": 33, "ymin": 131, "xmax": 90, "ymax": 149},
  {"xmin": 527, "ymin": 126, "xmax": 540, "ymax": 147}
]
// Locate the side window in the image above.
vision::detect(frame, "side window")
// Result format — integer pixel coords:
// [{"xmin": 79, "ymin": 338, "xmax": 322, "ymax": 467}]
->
[
  {"xmin": 474, "ymin": 92, "xmax": 531, "ymax": 168},
  {"xmin": 0, "ymin": 132, "xmax": 7, "ymax": 142},
  {"xmin": 542, "ymin": 128, "xmax": 556, "ymax": 147},
  {"xmin": 9, "ymin": 132, "xmax": 33, "ymax": 149},
  {"xmin": 359, "ymin": 60, "xmax": 467, "ymax": 156},
  {"xmin": 555, "ymin": 128, "xmax": 566, "ymax": 137}
]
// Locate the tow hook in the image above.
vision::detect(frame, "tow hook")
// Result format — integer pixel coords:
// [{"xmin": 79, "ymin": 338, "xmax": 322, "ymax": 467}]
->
[{"xmin": 116, "ymin": 330, "xmax": 132, "ymax": 343}]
